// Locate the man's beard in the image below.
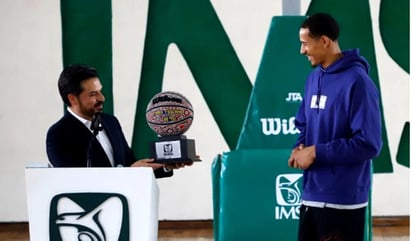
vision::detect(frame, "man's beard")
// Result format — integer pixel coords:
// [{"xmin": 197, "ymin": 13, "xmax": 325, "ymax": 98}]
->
[{"xmin": 80, "ymin": 102, "xmax": 104, "ymax": 119}]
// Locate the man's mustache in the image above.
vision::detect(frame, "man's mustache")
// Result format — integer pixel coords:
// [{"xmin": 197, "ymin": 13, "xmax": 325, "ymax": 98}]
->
[{"xmin": 94, "ymin": 101, "xmax": 104, "ymax": 107}]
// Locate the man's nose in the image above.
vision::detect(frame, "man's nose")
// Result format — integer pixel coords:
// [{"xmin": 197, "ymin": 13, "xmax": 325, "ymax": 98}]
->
[
  {"xmin": 98, "ymin": 92, "xmax": 105, "ymax": 102},
  {"xmin": 300, "ymin": 46, "xmax": 306, "ymax": 55}
]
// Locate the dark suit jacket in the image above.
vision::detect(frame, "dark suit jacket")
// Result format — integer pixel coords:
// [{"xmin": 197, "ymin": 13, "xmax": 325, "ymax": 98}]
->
[{"xmin": 46, "ymin": 111, "xmax": 172, "ymax": 178}]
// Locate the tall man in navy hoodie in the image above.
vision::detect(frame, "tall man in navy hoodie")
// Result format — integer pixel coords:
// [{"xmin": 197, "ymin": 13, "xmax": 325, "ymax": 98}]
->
[{"xmin": 288, "ymin": 13, "xmax": 382, "ymax": 241}]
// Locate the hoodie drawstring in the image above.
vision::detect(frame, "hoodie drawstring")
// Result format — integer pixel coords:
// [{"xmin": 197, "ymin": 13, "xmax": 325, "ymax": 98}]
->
[{"xmin": 316, "ymin": 70, "xmax": 325, "ymax": 113}]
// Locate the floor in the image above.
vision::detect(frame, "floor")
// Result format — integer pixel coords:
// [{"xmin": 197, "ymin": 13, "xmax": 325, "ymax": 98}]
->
[{"xmin": 0, "ymin": 219, "xmax": 409, "ymax": 241}]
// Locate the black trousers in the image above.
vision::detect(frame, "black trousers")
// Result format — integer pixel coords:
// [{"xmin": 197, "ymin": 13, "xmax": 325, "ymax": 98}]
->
[{"xmin": 298, "ymin": 204, "xmax": 366, "ymax": 241}]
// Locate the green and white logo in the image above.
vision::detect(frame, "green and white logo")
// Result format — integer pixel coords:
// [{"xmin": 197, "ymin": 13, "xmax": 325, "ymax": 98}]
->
[
  {"xmin": 49, "ymin": 193, "xmax": 130, "ymax": 241},
  {"xmin": 274, "ymin": 174, "xmax": 302, "ymax": 220}
]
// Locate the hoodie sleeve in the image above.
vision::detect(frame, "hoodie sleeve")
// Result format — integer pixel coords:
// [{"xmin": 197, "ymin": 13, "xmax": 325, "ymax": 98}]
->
[
  {"xmin": 316, "ymin": 74, "xmax": 383, "ymax": 164},
  {"xmin": 293, "ymin": 99, "xmax": 306, "ymax": 149}
]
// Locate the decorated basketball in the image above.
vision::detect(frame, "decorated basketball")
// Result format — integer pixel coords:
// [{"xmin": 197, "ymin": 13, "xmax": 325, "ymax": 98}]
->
[{"xmin": 146, "ymin": 91, "xmax": 194, "ymax": 136}]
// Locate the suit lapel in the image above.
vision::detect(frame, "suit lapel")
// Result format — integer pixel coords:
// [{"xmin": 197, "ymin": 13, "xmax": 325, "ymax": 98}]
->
[
  {"xmin": 66, "ymin": 112, "xmax": 112, "ymax": 167},
  {"xmin": 100, "ymin": 115, "xmax": 122, "ymax": 166}
]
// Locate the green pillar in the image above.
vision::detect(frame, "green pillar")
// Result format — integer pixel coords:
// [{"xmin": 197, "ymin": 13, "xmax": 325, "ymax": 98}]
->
[{"xmin": 60, "ymin": 0, "xmax": 113, "ymax": 114}]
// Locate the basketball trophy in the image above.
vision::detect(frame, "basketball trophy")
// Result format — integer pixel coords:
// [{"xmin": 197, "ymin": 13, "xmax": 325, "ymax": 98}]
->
[{"xmin": 146, "ymin": 91, "xmax": 198, "ymax": 163}]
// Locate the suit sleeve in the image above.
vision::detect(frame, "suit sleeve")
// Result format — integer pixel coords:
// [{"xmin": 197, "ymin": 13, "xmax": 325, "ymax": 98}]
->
[
  {"xmin": 46, "ymin": 124, "xmax": 89, "ymax": 167},
  {"xmin": 154, "ymin": 168, "xmax": 173, "ymax": 178}
]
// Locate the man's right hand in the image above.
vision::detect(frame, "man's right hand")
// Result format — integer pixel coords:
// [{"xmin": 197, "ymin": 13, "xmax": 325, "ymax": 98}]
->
[
  {"xmin": 288, "ymin": 144, "xmax": 304, "ymax": 168},
  {"xmin": 131, "ymin": 158, "xmax": 165, "ymax": 170}
]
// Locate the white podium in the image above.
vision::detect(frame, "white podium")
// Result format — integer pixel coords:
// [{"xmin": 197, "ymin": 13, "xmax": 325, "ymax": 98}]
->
[{"xmin": 25, "ymin": 167, "xmax": 159, "ymax": 241}]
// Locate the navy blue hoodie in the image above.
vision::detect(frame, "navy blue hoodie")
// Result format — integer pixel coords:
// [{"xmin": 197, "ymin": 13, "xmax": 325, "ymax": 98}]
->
[{"xmin": 294, "ymin": 49, "xmax": 383, "ymax": 205}]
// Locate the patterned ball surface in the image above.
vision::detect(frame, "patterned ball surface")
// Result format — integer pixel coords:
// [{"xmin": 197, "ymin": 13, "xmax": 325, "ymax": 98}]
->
[{"xmin": 146, "ymin": 91, "xmax": 193, "ymax": 136}]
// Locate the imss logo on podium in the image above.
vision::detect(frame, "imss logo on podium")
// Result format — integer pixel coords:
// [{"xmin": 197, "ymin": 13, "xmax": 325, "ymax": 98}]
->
[
  {"xmin": 274, "ymin": 174, "xmax": 302, "ymax": 220},
  {"xmin": 49, "ymin": 193, "xmax": 130, "ymax": 241}
]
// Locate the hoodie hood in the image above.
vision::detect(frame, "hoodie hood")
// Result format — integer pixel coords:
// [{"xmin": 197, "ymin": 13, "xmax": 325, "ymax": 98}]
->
[{"xmin": 322, "ymin": 48, "xmax": 370, "ymax": 74}]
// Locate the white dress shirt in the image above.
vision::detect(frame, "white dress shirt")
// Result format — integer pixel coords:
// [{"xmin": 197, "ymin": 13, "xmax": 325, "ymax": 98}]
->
[{"xmin": 67, "ymin": 108, "xmax": 115, "ymax": 166}]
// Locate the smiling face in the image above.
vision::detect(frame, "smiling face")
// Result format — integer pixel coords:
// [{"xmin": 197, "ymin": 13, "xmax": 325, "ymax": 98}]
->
[
  {"xmin": 299, "ymin": 27, "xmax": 329, "ymax": 68},
  {"xmin": 68, "ymin": 77, "xmax": 105, "ymax": 120}
]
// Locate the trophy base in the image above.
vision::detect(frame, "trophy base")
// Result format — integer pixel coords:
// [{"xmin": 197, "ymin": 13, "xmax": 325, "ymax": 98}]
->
[{"xmin": 150, "ymin": 135, "xmax": 199, "ymax": 164}]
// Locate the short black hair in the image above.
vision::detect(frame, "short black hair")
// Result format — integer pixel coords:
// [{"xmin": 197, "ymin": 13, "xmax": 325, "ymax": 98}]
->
[
  {"xmin": 58, "ymin": 64, "xmax": 99, "ymax": 106},
  {"xmin": 301, "ymin": 13, "xmax": 340, "ymax": 41}
]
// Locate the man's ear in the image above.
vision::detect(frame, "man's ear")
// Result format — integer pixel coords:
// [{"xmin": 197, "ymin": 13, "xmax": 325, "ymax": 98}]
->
[
  {"xmin": 320, "ymin": 35, "xmax": 331, "ymax": 47},
  {"xmin": 67, "ymin": 93, "xmax": 78, "ymax": 106}
]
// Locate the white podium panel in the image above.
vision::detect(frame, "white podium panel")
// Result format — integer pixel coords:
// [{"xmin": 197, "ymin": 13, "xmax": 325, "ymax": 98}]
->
[{"xmin": 25, "ymin": 167, "xmax": 159, "ymax": 241}]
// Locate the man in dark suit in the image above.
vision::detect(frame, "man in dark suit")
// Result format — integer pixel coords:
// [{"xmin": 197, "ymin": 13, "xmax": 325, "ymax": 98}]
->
[{"xmin": 46, "ymin": 64, "xmax": 186, "ymax": 178}]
